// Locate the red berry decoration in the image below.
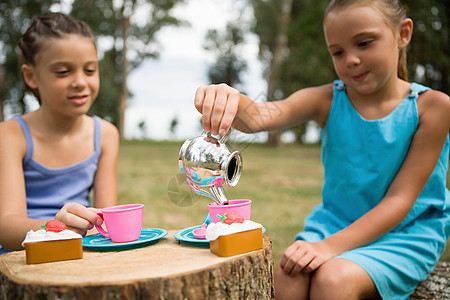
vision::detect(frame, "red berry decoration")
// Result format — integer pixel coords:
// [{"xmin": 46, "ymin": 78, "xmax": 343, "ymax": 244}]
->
[
  {"xmin": 41, "ymin": 220, "xmax": 67, "ymax": 232},
  {"xmin": 217, "ymin": 212, "xmax": 245, "ymax": 225}
]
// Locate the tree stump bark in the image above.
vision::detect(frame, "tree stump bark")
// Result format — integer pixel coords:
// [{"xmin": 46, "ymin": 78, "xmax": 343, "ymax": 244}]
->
[
  {"xmin": 410, "ymin": 261, "xmax": 450, "ymax": 300},
  {"xmin": 0, "ymin": 231, "xmax": 274, "ymax": 300}
]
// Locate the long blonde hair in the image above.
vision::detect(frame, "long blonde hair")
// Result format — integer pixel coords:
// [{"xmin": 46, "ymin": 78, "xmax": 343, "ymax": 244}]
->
[{"xmin": 324, "ymin": 0, "xmax": 408, "ymax": 81}]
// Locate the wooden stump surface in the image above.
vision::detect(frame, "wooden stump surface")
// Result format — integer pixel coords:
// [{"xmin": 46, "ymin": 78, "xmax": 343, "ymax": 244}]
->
[
  {"xmin": 0, "ymin": 231, "xmax": 274, "ymax": 300},
  {"xmin": 410, "ymin": 260, "xmax": 450, "ymax": 300}
]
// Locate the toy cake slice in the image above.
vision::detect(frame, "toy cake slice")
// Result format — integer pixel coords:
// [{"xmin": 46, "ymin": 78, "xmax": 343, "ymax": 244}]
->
[
  {"xmin": 206, "ymin": 213, "xmax": 263, "ymax": 257},
  {"xmin": 22, "ymin": 220, "xmax": 83, "ymax": 264}
]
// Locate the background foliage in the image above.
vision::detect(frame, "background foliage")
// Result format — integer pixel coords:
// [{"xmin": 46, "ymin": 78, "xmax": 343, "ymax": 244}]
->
[
  {"xmin": 1, "ymin": 0, "xmax": 447, "ymax": 141},
  {"xmin": 0, "ymin": 0, "xmax": 185, "ymax": 138}
]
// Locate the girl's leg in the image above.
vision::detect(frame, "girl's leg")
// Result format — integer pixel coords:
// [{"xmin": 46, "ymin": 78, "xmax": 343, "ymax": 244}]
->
[
  {"xmin": 310, "ymin": 258, "xmax": 380, "ymax": 300},
  {"xmin": 274, "ymin": 264, "xmax": 310, "ymax": 300}
]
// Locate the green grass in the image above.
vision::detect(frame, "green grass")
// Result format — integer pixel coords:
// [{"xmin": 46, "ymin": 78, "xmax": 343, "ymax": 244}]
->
[{"xmin": 117, "ymin": 140, "xmax": 450, "ymax": 264}]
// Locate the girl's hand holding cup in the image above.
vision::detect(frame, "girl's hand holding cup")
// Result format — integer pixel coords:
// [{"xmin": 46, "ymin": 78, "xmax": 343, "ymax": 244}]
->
[{"xmin": 55, "ymin": 203, "xmax": 103, "ymax": 237}]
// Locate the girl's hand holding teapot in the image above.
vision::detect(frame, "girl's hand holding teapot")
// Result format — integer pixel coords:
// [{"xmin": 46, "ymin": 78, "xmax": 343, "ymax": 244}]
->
[{"xmin": 194, "ymin": 83, "xmax": 241, "ymax": 136}]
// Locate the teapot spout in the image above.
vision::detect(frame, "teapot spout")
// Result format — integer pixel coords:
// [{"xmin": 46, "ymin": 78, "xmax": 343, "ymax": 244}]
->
[
  {"xmin": 186, "ymin": 179, "xmax": 228, "ymax": 205},
  {"xmin": 209, "ymin": 185, "xmax": 229, "ymax": 205}
]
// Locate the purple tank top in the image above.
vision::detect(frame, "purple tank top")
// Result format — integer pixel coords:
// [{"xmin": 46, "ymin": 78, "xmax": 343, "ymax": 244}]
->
[{"xmin": 14, "ymin": 116, "xmax": 101, "ymax": 220}]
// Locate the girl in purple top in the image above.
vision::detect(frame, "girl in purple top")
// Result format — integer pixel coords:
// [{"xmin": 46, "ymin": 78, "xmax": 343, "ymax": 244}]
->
[{"xmin": 0, "ymin": 12, "xmax": 119, "ymax": 252}]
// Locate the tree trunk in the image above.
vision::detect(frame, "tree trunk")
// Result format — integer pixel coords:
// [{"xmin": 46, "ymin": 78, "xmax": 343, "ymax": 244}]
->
[
  {"xmin": 0, "ymin": 232, "xmax": 274, "ymax": 300},
  {"xmin": 117, "ymin": 12, "xmax": 130, "ymax": 140},
  {"xmin": 410, "ymin": 260, "xmax": 450, "ymax": 300},
  {"xmin": 266, "ymin": 0, "xmax": 293, "ymax": 147},
  {"xmin": 0, "ymin": 67, "xmax": 4, "ymax": 121},
  {"xmin": 0, "ymin": 97, "xmax": 3, "ymax": 122}
]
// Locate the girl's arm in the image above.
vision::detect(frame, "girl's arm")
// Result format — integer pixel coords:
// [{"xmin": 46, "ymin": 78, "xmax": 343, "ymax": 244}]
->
[
  {"xmin": 92, "ymin": 120, "xmax": 119, "ymax": 209},
  {"xmin": 75, "ymin": 120, "xmax": 118, "ymax": 236},
  {"xmin": 323, "ymin": 90, "xmax": 450, "ymax": 256},
  {"xmin": 281, "ymin": 90, "xmax": 450, "ymax": 274},
  {"xmin": 194, "ymin": 83, "xmax": 334, "ymax": 135},
  {"xmin": 0, "ymin": 120, "xmax": 46, "ymax": 250},
  {"xmin": 55, "ymin": 119, "xmax": 119, "ymax": 236}
]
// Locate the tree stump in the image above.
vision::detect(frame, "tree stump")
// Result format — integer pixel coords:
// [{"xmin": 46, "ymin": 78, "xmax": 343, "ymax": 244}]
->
[
  {"xmin": 410, "ymin": 260, "xmax": 450, "ymax": 300},
  {"xmin": 0, "ymin": 231, "xmax": 274, "ymax": 300}
]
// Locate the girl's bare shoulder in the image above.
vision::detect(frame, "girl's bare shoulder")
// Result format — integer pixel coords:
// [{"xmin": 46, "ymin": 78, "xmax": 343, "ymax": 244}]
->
[
  {"xmin": 419, "ymin": 89, "xmax": 449, "ymax": 104},
  {"xmin": 0, "ymin": 118, "xmax": 27, "ymax": 156},
  {"xmin": 417, "ymin": 90, "xmax": 450, "ymax": 122},
  {"xmin": 289, "ymin": 83, "xmax": 334, "ymax": 100},
  {"xmin": 99, "ymin": 119, "xmax": 119, "ymax": 139},
  {"xmin": 98, "ymin": 118, "xmax": 119, "ymax": 149},
  {"xmin": 0, "ymin": 118, "xmax": 24, "ymax": 140}
]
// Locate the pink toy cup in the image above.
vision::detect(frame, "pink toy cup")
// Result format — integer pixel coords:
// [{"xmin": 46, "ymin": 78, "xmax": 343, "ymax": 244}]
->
[
  {"xmin": 95, "ymin": 204, "xmax": 144, "ymax": 243},
  {"xmin": 208, "ymin": 199, "xmax": 252, "ymax": 223}
]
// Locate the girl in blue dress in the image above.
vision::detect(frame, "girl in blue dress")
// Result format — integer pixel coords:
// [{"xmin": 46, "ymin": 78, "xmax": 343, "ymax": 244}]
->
[
  {"xmin": 193, "ymin": 0, "xmax": 450, "ymax": 299},
  {"xmin": 0, "ymin": 13, "xmax": 119, "ymax": 253}
]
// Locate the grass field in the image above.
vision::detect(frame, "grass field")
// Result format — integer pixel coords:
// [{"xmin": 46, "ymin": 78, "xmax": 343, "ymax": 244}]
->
[{"xmin": 117, "ymin": 140, "xmax": 450, "ymax": 264}]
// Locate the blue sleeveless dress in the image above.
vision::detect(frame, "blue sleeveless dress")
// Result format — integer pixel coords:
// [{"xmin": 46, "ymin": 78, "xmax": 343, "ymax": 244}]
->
[
  {"xmin": 296, "ymin": 81, "xmax": 450, "ymax": 299},
  {"xmin": 15, "ymin": 115, "xmax": 101, "ymax": 219}
]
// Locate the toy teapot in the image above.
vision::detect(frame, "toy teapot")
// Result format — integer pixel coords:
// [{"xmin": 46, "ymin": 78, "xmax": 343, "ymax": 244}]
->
[{"xmin": 178, "ymin": 131, "xmax": 243, "ymax": 205}]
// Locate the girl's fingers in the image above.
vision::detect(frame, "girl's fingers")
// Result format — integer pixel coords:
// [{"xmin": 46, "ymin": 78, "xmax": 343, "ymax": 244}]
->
[
  {"xmin": 279, "ymin": 244, "xmax": 294, "ymax": 269},
  {"xmin": 280, "ymin": 240, "xmax": 328, "ymax": 275},
  {"xmin": 210, "ymin": 89, "xmax": 228, "ymax": 135},
  {"xmin": 65, "ymin": 226, "xmax": 87, "ymax": 236},
  {"xmin": 201, "ymin": 87, "xmax": 217, "ymax": 133},
  {"xmin": 194, "ymin": 84, "xmax": 240, "ymax": 135},
  {"xmin": 220, "ymin": 87, "xmax": 240, "ymax": 135},
  {"xmin": 290, "ymin": 253, "xmax": 314, "ymax": 275},
  {"xmin": 56, "ymin": 203, "xmax": 101, "ymax": 232},
  {"xmin": 284, "ymin": 250, "xmax": 313, "ymax": 275},
  {"xmin": 302, "ymin": 256, "xmax": 326, "ymax": 273},
  {"xmin": 194, "ymin": 86, "xmax": 206, "ymax": 113},
  {"xmin": 280, "ymin": 242, "xmax": 305, "ymax": 274}
]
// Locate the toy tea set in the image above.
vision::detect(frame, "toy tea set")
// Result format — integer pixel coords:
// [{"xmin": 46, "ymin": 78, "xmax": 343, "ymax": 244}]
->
[
  {"xmin": 21, "ymin": 131, "xmax": 263, "ymax": 264},
  {"xmin": 178, "ymin": 131, "xmax": 263, "ymax": 256}
]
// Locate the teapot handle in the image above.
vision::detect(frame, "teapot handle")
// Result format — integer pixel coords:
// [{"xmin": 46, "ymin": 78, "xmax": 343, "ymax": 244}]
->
[
  {"xmin": 219, "ymin": 130, "xmax": 231, "ymax": 144},
  {"xmin": 203, "ymin": 130, "xmax": 231, "ymax": 144}
]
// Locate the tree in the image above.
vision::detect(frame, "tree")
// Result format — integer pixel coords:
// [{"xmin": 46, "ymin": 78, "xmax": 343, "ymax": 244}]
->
[
  {"xmin": 70, "ymin": 0, "xmax": 186, "ymax": 138},
  {"xmin": 203, "ymin": 22, "xmax": 248, "ymax": 91},
  {"xmin": 281, "ymin": 0, "xmax": 333, "ymax": 92},
  {"xmin": 404, "ymin": 0, "xmax": 449, "ymax": 94},
  {"xmin": 0, "ymin": 0, "xmax": 61, "ymax": 122},
  {"xmin": 0, "ymin": 0, "xmax": 185, "ymax": 132},
  {"xmin": 137, "ymin": 119, "xmax": 147, "ymax": 139},
  {"xmin": 250, "ymin": 0, "xmax": 449, "ymax": 144},
  {"xmin": 250, "ymin": 0, "xmax": 296, "ymax": 146},
  {"xmin": 279, "ymin": 0, "xmax": 332, "ymax": 144},
  {"xmin": 169, "ymin": 116, "xmax": 178, "ymax": 137}
]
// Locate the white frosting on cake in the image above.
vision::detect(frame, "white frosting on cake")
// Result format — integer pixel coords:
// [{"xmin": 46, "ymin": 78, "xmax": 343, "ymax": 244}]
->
[
  {"xmin": 205, "ymin": 220, "xmax": 262, "ymax": 241},
  {"xmin": 21, "ymin": 229, "xmax": 82, "ymax": 246}
]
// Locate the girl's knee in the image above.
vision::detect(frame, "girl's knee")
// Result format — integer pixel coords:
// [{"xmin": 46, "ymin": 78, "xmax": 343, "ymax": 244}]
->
[
  {"xmin": 311, "ymin": 260, "xmax": 347, "ymax": 291},
  {"xmin": 274, "ymin": 264, "xmax": 310, "ymax": 300},
  {"xmin": 310, "ymin": 259, "xmax": 379, "ymax": 300}
]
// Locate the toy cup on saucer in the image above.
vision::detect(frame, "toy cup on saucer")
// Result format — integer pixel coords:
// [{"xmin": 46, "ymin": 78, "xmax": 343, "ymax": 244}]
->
[
  {"xmin": 208, "ymin": 200, "xmax": 252, "ymax": 223},
  {"xmin": 95, "ymin": 204, "xmax": 144, "ymax": 243}
]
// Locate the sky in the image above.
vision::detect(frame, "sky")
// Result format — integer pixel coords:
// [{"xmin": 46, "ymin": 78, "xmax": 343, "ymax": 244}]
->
[{"xmin": 124, "ymin": 0, "xmax": 268, "ymax": 141}]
